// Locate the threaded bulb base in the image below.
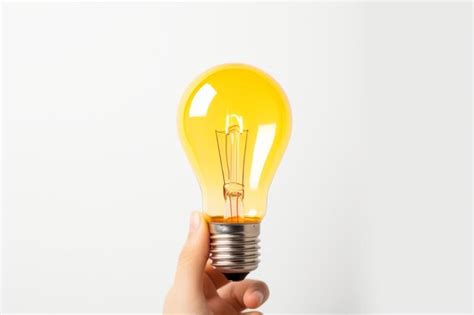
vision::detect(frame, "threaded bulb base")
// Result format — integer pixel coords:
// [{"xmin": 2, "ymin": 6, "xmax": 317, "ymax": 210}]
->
[{"xmin": 209, "ymin": 222, "xmax": 260, "ymax": 281}]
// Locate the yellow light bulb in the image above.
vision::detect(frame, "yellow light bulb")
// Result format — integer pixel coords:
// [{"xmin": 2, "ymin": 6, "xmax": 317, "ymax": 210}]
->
[{"xmin": 177, "ymin": 63, "xmax": 291, "ymax": 280}]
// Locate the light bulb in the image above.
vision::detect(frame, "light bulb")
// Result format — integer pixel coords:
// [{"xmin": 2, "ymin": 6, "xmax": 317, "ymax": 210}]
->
[{"xmin": 177, "ymin": 64, "xmax": 291, "ymax": 281}]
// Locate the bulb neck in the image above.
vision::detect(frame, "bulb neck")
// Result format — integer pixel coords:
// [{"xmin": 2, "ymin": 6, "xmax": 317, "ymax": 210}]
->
[{"xmin": 208, "ymin": 222, "xmax": 261, "ymax": 281}]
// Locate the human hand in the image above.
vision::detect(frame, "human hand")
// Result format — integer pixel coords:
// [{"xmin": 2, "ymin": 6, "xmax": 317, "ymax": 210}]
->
[{"xmin": 164, "ymin": 211, "xmax": 270, "ymax": 315}]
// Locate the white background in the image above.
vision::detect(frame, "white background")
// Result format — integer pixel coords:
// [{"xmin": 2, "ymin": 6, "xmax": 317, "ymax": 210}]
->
[{"xmin": 2, "ymin": 2, "xmax": 472, "ymax": 314}]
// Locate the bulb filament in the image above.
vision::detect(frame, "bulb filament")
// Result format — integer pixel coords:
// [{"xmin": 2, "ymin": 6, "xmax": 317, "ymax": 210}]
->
[{"xmin": 215, "ymin": 121, "xmax": 248, "ymax": 222}]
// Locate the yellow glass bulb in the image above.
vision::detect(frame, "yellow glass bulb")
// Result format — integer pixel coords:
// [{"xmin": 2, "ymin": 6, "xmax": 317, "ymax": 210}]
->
[{"xmin": 178, "ymin": 64, "xmax": 292, "ymax": 224}]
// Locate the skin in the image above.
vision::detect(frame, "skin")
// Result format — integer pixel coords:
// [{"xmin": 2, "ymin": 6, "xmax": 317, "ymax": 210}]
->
[{"xmin": 164, "ymin": 212, "xmax": 270, "ymax": 315}]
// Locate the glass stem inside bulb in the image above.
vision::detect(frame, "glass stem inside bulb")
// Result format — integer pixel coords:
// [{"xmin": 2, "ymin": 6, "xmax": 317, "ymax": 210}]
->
[{"xmin": 216, "ymin": 123, "xmax": 248, "ymax": 222}]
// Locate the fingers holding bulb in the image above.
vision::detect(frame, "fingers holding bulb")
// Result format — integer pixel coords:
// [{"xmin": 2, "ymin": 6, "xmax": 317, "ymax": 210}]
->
[
  {"xmin": 174, "ymin": 211, "xmax": 209, "ymax": 292},
  {"xmin": 217, "ymin": 279, "xmax": 270, "ymax": 311}
]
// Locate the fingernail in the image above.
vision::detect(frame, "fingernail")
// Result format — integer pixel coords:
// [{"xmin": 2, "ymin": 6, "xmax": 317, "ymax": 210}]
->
[
  {"xmin": 253, "ymin": 290, "xmax": 264, "ymax": 305},
  {"xmin": 189, "ymin": 212, "xmax": 201, "ymax": 233}
]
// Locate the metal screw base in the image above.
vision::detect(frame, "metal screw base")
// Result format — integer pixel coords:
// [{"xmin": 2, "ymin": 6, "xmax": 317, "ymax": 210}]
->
[{"xmin": 209, "ymin": 222, "xmax": 260, "ymax": 280}]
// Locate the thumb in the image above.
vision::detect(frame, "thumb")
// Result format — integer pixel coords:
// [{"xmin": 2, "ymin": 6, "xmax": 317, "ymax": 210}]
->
[{"xmin": 174, "ymin": 211, "xmax": 209, "ymax": 290}]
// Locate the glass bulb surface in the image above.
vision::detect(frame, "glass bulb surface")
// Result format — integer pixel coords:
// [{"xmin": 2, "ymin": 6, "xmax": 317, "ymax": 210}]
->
[{"xmin": 178, "ymin": 64, "xmax": 291, "ymax": 224}]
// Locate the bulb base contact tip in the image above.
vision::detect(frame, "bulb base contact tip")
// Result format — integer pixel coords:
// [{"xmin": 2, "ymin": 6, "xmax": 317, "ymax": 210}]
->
[
  {"xmin": 223, "ymin": 272, "xmax": 249, "ymax": 281},
  {"xmin": 209, "ymin": 222, "xmax": 261, "ymax": 281}
]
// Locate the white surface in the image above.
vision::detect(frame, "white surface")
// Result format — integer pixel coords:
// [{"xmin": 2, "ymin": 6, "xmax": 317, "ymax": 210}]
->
[{"xmin": 2, "ymin": 2, "xmax": 472, "ymax": 313}]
